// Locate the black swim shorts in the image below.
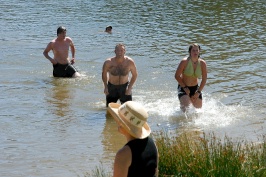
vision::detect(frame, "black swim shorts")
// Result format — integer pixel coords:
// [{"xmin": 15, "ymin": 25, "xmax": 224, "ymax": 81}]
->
[
  {"xmin": 178, "ymin": 85, "xmax": 202, "ymax": 100},
  {"xmin": 106, "ymin": 82, "xmax": 132, "ymax": 107},
  {"xmin": 53, "ymin": 63, "xmax": 78, "ymax": 77}
]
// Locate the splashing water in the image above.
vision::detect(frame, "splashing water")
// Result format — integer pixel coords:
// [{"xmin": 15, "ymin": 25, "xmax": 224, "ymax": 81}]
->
[{"xmin": 135, "ymin": 91, "xmax": 264, "ymax": 141}]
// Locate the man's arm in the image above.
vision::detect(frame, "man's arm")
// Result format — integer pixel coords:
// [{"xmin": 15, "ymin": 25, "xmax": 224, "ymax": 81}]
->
[
  {"xmin": 127, "ymin": 59, "xmax": 138, "ymax": 92},
  {"xmin": 102, "ymin": 60, "xmax": 109, "ymax": 95},
  {"xmin": 69, "ymin": 38, "xmax": 76, "ymax": 64},
  {"xmin": 43, "ymin": 42, "xmax": 57, "ymax": 65}
]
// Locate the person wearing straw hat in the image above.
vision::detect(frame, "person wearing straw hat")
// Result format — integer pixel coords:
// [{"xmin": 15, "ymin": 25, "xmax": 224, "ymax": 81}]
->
[{"xmin": 108, "ymin": 101, "xmax": 159, "ymax": 177}]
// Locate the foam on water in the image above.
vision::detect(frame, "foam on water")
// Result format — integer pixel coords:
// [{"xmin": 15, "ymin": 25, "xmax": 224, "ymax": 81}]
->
[{"xmin": 133, "ymin": 90, "xmax": 264, "ymax": 142}]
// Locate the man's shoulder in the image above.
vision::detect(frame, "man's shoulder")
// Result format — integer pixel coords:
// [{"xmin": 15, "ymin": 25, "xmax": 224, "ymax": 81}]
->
[
  {"xmin": 64, "ymin": 37, "xmax": 73, "ymax": 44},
  {"xmin": 47, "ymin": 39, "xmax": 56, "ymax": 48},
  {"xmin": 103, "ymin": 57, "xmax": 113, "ymax": 65},
  {"xmin": 107, "ymin": 57, "xmax": 114, "ymax": 62},
  {"xmin": 50, "ymin": 38, "xmax": 57, "ymax": 43},
  {"xmin": 125, "ymin": 56, "xmax": 135, "ymax": 63},
  {"xmin": 65, "ymin": 36, "xmax": 72, "ymax": 41}
]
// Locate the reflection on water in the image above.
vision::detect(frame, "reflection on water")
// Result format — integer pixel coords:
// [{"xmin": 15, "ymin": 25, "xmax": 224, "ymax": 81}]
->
[
  {"xmin": 101, "ymin": 112, "xmax": 125, "ymax": 164},
  {"xmin": 46, "ymin": 78, "xmax": 74, "ymax": 117}
]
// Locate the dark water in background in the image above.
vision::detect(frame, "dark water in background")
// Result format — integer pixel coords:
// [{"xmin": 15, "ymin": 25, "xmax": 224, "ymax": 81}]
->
[{"xmin": 0, "ymin": 0, "xmax": 265, "ymax": 176}]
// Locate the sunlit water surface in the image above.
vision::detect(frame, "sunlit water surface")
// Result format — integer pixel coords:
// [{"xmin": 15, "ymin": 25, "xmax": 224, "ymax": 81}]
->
[{"xmin": 0, "ymin": 0, "xmax": 265, "ymax": 176}]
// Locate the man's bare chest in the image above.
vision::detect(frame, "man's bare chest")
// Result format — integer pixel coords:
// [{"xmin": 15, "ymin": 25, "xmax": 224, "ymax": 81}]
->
[
  {"xmin": 53, "ymin": 42, "xmax": 70, "ymax": 52},
  {"xmin": 109, "ymin": 65, "xmax": 129, "ymax": 76}
]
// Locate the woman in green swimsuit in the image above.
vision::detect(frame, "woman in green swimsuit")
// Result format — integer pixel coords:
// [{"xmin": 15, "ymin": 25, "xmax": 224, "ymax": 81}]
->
[{"xmin": 175, "ymin": 43, "xmax": 208, "ymax": 112}]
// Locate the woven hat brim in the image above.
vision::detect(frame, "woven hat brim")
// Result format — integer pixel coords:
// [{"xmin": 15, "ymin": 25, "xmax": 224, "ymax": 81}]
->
[{"xmin": 108, "ymin": 103, "xmax": 151, "ymax": 139}]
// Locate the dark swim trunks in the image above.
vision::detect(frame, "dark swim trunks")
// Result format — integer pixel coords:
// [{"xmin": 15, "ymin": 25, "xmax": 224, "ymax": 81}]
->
[
  {"xmin": 106, "ymin": 82, "xmax": 132, "ymax": 107},
  {"xmin": 53, "ymin": 63, "xmax": 78, "ymax": 77},
  {"xmin": 178, "ymin": 85, "xmax": 202, "ymax": 100}
]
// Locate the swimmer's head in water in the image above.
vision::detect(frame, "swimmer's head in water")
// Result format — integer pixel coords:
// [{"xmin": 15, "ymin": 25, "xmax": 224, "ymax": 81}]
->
[{"xmin": 105, "ymin": 26, "xmax": 112, "ymax": 32}]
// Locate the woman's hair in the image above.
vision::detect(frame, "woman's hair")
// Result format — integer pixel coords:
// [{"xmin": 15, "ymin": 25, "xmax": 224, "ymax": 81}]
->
[
  {"xmin": 188, "ymin": 43, "xmax": 201, "ymax": 57},
  {"xmin": 188, "ymin": 43, "xmax": 201, "ymax": 53},
  {"xmin": 57, "ymin": 26, "xmax": 66, "ymax": 36}
]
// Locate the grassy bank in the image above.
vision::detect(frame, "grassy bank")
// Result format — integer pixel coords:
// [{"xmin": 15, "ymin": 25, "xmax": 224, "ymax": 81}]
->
[
  {"xmin": 86, "ymin": 131, "xmax": 266, "ymax": 177},
  {"xmin": 156, "ymin": 131, "xmax": 265, "ymax": 177}
]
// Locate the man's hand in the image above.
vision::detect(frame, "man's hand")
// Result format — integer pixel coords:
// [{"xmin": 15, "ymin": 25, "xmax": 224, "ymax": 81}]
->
[
  {"xmin": 71, "ymin": 58, "xmax": 75, "ymax": 64},
  {"xmin": 50, "ymin": 59, "xmax": 57, "ymax": 65},
  {"xmin": 125, "ymin": 87, "xmax": 132, "ymax": 95},
  {"xmin": 104, "ymin": 87, "xmax": 109, "ymax": 95}
]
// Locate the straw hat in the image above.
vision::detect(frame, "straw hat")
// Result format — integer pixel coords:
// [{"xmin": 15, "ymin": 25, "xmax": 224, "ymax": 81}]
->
[{"xmin": 108, "ymin": 101, "xmax": 151, "ymax": 139}]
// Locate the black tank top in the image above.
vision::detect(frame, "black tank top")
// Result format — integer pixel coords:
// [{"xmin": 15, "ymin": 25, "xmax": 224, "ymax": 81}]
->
[{"xmin": 126, "ymin": 137, "xmax": 158, "ymax": 177}]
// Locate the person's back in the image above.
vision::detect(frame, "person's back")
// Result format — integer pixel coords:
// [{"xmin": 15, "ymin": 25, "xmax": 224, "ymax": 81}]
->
[
  {"xmin": 108, "ymin": 101, "xmax": 159, "ymax": 177},
  {"xmin": 126, "ymin": 137, "xmax": 158, "ymax": 177}
]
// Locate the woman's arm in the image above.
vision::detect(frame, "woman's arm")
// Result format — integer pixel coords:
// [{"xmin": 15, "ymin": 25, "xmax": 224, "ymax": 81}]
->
[
  {"xmin": 198, "ymin": 59, "xmax": 207, "ymax": 92},
  {"xmin": 175, "ymin": 59, "xmax": 187, "ymax": 88}
]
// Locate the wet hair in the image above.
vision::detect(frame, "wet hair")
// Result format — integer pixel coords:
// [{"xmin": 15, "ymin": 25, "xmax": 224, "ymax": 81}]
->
[
  {"xmin": 188, "ymin": 43, "xmax": 201, "ymax": 57},
  {"xmin": 105, "ymin": 26, "xmax": 112, "ymax": 32},
  {"xmin": 115, "ymin": 43, "xmax": 125, "ymax": 50},
  {"xmin": 105, "ymin": 26, "xmax": 113, "ymax": 30},
  {"xmin": 57, "ymin": 26, "xmax": 66, "ymax": 36}
]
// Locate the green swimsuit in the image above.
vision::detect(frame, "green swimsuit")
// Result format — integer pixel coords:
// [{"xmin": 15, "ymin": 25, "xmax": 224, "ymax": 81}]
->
[{"xmin": 183, "ymin": 58, "xmax": 202, "ymax": 78}]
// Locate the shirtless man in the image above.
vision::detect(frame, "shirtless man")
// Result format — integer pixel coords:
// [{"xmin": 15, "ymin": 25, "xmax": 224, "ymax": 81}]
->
[
  {"xmin": 43, "ymin": 26, "xmax": 80, "ymax": 78},
  {"xmin": 102, "ymin": 44, "xmax": 138, "ymax": 107}
]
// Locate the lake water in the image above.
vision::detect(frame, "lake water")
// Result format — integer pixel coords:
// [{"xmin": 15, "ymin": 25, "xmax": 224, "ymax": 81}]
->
[{"xmin": 0, "ymin": 0, "xmax": 265, "ymax": 176}]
